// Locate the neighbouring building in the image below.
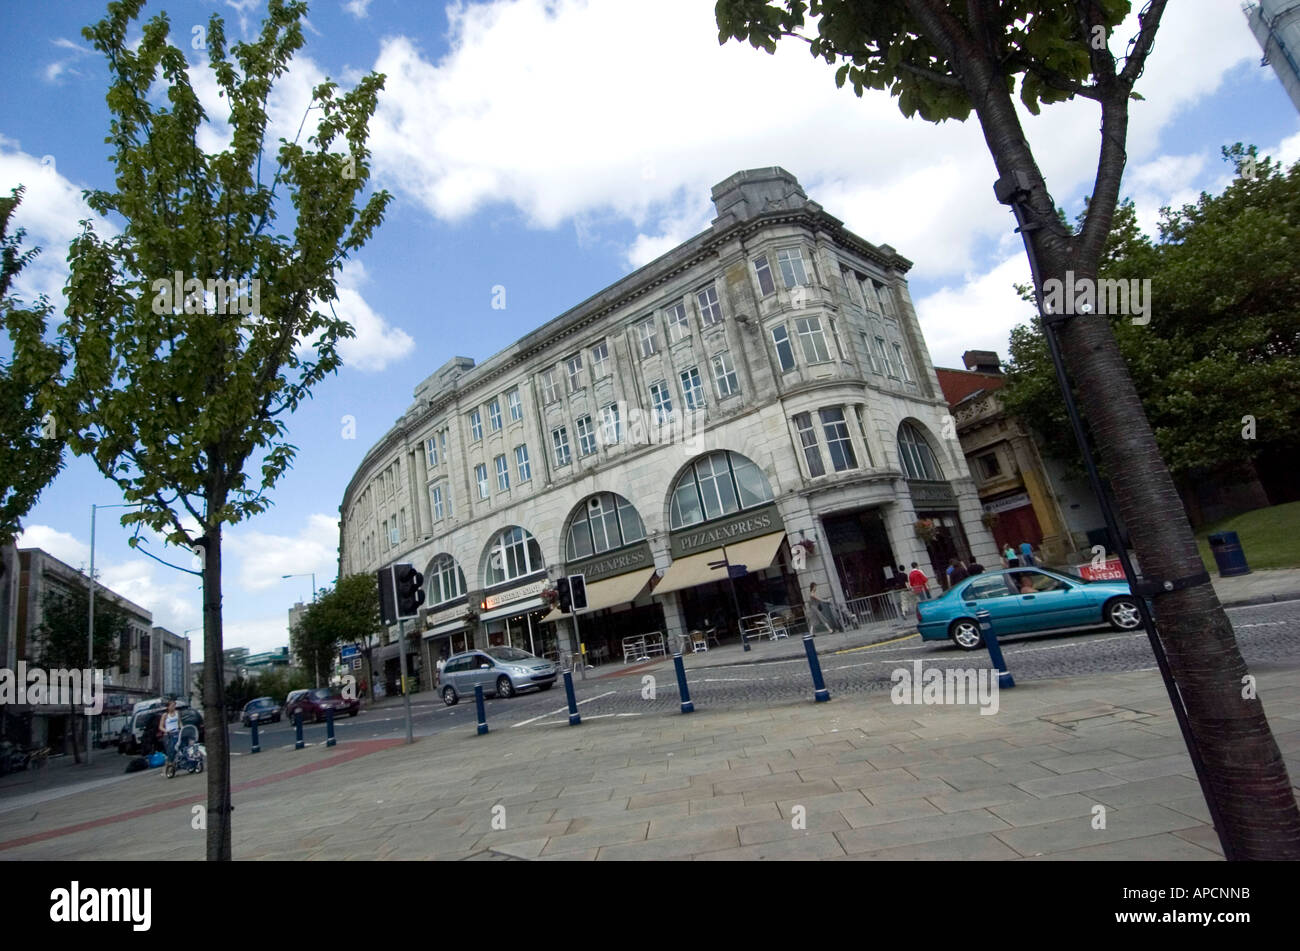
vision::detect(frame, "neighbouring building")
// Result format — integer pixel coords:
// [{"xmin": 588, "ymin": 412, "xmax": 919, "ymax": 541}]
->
[
  {"xmin": 1245, "ymin": 0, "xmax": 1300, "ymax": 113},
  {"xmin": 935, "ymin": 351, "xmax": 1105, "ymax": 565},
  {"xmin": 338, "ymin": 168, "xmax": 998, "ymax": 677}
]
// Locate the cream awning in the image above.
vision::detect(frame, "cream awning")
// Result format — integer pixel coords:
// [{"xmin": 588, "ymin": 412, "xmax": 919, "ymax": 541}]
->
[
  {"xmin": 542, "ymin": 567, "xmax": 657, "ymax": 621},
  {"xmin": 654, "ymin": 530, "xmax": 787, "ymax": 596}
]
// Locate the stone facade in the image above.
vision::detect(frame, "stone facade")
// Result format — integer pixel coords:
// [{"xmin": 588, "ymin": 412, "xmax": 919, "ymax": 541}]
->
[{"xmin": 339, "ymin": 168, "xmax": 997, "ymax": 668}]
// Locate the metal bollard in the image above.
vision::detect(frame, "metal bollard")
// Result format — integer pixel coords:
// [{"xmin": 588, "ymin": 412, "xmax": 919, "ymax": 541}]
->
[
  {"xmin": 563, "ymin": 671, "xmax": 581, "ymax": 726},
  {"xmin": 672, "ymin": 652, "xmax": 695, "ymax": 714},
  {"xmin": 294, "ymin": 710, "xmax": 304, "ymax": 750},
  {"xmin": 250, "ymin": 718, "xmax": 260, "ymax": 754},
  {"xmin": 326, "ymin": 707, "xmax": 336, "ymax": 747},
  {"xmin": 977, "ymin": 610, "xmax": 1015, "ymax": 688},
  {"xmin": 474, "ymin": 683, "xmax": 489, "ymax": 735},
  {"xmin": 802, "ymin": 633, "xmax": 831, "ymax": 702}
]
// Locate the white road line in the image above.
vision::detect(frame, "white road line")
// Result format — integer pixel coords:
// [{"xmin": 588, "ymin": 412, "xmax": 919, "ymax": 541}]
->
[{"xmin": 510, "ymin": 690, "xmax": 616, "ymax": 728}]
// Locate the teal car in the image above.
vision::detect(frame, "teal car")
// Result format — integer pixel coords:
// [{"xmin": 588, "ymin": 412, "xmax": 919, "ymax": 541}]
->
[{"xmin": 916, "ymin": 567, "xmax": 1142, "ymax": 650}]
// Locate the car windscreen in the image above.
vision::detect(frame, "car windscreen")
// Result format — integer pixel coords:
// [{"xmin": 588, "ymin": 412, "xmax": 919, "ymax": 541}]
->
[
  {"xmin": 484, "ymin": 647, "xmax": 531, "ymax": 661},
  {"xmin": 309, "ymin": 688, "xmax": 339, "ymax": 700}
]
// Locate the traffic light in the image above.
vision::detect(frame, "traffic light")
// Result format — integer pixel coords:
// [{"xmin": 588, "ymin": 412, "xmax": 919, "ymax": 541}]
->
[
  {"xmin": 556, "ymin": 576, "xmax": 571, "ymax": 613},
  {"xmin": 394, "ymin": 563, "xmax": 425, "ymax": 619},
  {"xmin": 569, "ymin": 573, "xmax": 588, "ymax": 611},
  {"xmin": 377, "ymin": 566, "xmax": 397, "ymax": 626}
]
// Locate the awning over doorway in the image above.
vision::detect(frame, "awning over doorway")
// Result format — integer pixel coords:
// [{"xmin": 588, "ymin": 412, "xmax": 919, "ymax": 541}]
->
[
  {"xmin": 654, "ymin": 531, "xmax": 786, "ymax": 595},
  {"xmin": 542, "ymin": 567, "xmax": 657, "ymax": 622},
  {"xmin": 480, "ymin": 596, "xmax": 545, "ymax": 623}
]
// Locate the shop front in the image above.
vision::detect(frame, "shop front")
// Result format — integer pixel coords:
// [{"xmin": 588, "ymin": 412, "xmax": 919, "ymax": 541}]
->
[
  {"xmin": 981, "ymin": 490, "xmax": 1043, "ymax": 554},
  {"xmin": 542, "ymin": 542, "xmax": 662, "ymax": 665},
  {"xmin": 910, "ymin": 480, "xmax": 973, "ymax": 589},
  {"xmin": 822, "ymin": 507, "xmax": 898, "ymax": 600},
  {"xmin": 480, "ymin": 576, "xmax": 556, "ymax": 659},
  {"xmin": 422, "ymin": 599, "xmax": 475, "ymax": 679}
]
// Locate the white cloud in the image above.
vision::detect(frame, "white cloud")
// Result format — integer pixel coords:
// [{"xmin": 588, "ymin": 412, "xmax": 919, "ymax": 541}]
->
[
  {"xmin": 328, "ymin": 261, "xmax": 416, "ymax": 372},
  {"xmin": 16, "ymin": 525, "xmax": 90, "ymax": 569},
  {"xmin": 224, "ymin": 513, "xmax": 339, "ymax": 594},
  {"xmin": 343, "ymin": 0, "xmax": 374, "ymax": 19},
  {"xmin": 913, "ymin": 255, "xmax": 1036, "ymax": 370}
]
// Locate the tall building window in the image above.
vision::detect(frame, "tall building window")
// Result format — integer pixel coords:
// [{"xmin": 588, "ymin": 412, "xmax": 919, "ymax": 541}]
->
[
  {"xmin": 892, "ymin": 342, "xmax": 914, "ymax": 382},
  {"xmin": 860, "ymin": 278, "xmax": 883, "ymax": 313},
  {"xmin": 566, "ymin": 492, "xmax": 647, "ymax": 560},
  {"xmin": 898, "ymin": 422, "xmax": 943, "ymax": 481},
  {"xmin": 566, "ymin": 353, "xmax": 584, "ymax": 392},
  {"xmin": 590, "ymin": 340, "xmax": 609, "ymax": 378},
  {"xmin": 439, "ymin": 429, "xmax": 448, "ymax": 464},
  {"xmin": 388, "ymin": 521, "xmax": 399, "ymax": 547},
  {"xmin": 601, "ymin": 402, "xmax": 622, "ymax": 444},
  {"xmin": 469, "ymin": 409, "xmax": 483, "ymax": 441},
  {"xmin": 649, "ymin": 381, "xmax": 673, "ymax": 423},
  {"xmin": 874, "ymin": 336, "xmax": 896, "ymax": 378},
  {"xmin": 777, "ymin": 248, "xmax": 809, "ymax": 288},
  {"xmin": 793, "ymin": 412, "xmax": 825, "ymax": 477},
  {"xmin": 635, "ymin": 317, "xmax": 659, "ymax": 358},
  {"xmin": 551, "ymin": 426, "xmax": 571, "ymax": 467},
  {"xmin": 820, "ymin": 407, "xmax": 858, "ymax": 471},
  {"xmin": 429, "ymin": 554, "xmax": 466, "ymax": 605},
  {"xmin": 485, "ymin": 526, "xmax": 545, "ymax": 586},
  {"xmin": 771, "ymin": 325, "xmax": 796, "ymax": 372},
  {"xmin": 753, "ymin": 254, "xmax": 776, "ymax": 296},
  {"xmin": 507, "ymin": 388, "xmax": 523, "ymax": 422},
  {"xmin": 488, "ymin": 399, "xmax": 502, "ymax": 431},
  {"xmin": 425, "ymin": 436, "xmax": 439, "ymax": 468},
  {"xmin": 696, "ymin": 284, "xmax": 723, "ymax": 325},
  {"xmin": 669, "ymin": 451, "xmax": 775, "ymax": 530},
  {"xmin": 665, "ymin": 301, "xmax": 690, "ymax": 343},
  {"xmin": 576, "ymin": 415, "xmax": 597, "ymax": 456},
  {"xmin": 794, "ymin": 316, "xmax": 831, "ymax": 364},
  {"xmin": 540, "ymin": 368, "xmax": 559, "ymax": 404},
  {"xmin": 861, "ymin": 331, "xmax": 882, "ymax": 374},
  {"xmin": 474, "ymin": 463, "xmax": 489, "ymax": 499},
  {"xmin": 495, "ymin": 454, "xmax": 510, "ymax": 491},
  {"xmin": 430, "ymin": 484, "xmax": 445, "ymax": 521},
  {"xmin": 679, "ymin": 366, "xmax": 704, "ymax": 411},
  {"xmin": 515, "ymin": 444, "xmax": 532, "ymax": 482},
  {"xmin": 712, "ymin": 351, "xmax": 739, "ymax": 397}
]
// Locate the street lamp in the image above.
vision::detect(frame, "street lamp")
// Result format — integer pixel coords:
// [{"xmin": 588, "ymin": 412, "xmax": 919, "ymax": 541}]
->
[
  {"xmin": 86, "ymin": 501, "xmax": 144, "ymax": 766},
  {"xmin": 282, "ymin": 572, "xmax": 317, "ymax": 600}
]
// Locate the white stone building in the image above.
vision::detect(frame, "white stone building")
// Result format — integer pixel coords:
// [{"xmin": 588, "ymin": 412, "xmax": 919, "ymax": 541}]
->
[{"xmin": 338, "ymin": 168, "xmax": 997, "ymax": 677}]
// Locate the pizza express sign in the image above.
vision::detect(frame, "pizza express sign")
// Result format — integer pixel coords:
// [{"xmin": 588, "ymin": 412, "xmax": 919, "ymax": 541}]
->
[
  {"xmin": 568, "ymin": 542, "xmax": 654, "ymax": 584},
  {"xmin": 670, "ymin": 504, "xmax": 783, "ymax": 558}
]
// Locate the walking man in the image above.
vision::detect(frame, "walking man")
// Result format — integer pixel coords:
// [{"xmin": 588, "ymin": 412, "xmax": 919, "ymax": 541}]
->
[{"xmin": 1019, "ymin": 541, "xmax": 1036, "ymax": 567}]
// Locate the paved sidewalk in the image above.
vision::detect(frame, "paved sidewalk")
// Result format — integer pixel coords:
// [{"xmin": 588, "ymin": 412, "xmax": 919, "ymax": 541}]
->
[
  {"xmin": 1212, "ymin": 567, "xmax": 1300, "ymax": 607},
  {"xmin": 3, "ymin": 664, "xmax": 1297, "ymax": 861}
]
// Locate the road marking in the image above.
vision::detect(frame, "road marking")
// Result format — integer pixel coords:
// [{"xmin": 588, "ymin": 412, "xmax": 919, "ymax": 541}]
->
[
  {"xmin": 510, "ymin": 691, "xmax": 616, "ymax": 728},
  {"xmin": 835, "ymin": 633, "xmax": 920, "ymax": 653}
]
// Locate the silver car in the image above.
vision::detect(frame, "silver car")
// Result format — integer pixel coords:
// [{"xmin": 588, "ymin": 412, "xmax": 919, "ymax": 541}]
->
[{"xmin": 440, "ymin": 647, "xmax": 558, "ymax": 705}]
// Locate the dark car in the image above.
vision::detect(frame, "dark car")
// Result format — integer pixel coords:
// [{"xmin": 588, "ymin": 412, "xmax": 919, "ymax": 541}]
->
[
  {"xmin": 241, "ymin": 697, "xmax": 282, "ymax": 727},
  {"xmin": 284, "ymin": 686, "xmax": 360, "ymax": 723},
  {"xmin": 121, "ymin": 707, "xmax": 205, "ymax": 755}
]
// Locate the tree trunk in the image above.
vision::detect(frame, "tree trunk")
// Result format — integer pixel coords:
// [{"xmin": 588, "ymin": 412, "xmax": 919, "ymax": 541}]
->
[
  {"xmin": 202, "ymin": 526, "xmax": 233, "ymax": 861},
  {"xmin": 1043, "ymin": 257, "xmax": 1300, "ymax": 859}
]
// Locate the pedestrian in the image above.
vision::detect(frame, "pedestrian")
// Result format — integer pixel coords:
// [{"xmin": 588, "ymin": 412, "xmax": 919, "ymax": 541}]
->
[
  {"xmin": 967, "ymin": 560, "xmax": 985, "ymax": 575},
  {"xmin": 1019, "ymin": 541, "xmax": 1036, "ymax": 567},
  {"xmin": 946, "ymin": 557, "xmax": 969, "ymax": 588},
  {"xmin": 1003, "ymin": 544, "xmax": 1019, "ymax": 568},
  {"xmin": 157, "ymin": 700, "xmax": 180, "ymax": 770},
  {"xmin": 807, "ymin": 582, "xmax": 835, "ymax": 635},
  {"xmin": 435, "ymin": 655, "xmax": 445, "ymax": 685},
  {"xmin": 908, "ymin": 562, "xmax": 932, "ymax": 600}
]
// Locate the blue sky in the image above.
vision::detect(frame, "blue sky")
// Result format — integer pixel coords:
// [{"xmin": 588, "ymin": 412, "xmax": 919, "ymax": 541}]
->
[{"xmin": 3, "ymin": 0, "xmax": 1298, "ymax": 655}]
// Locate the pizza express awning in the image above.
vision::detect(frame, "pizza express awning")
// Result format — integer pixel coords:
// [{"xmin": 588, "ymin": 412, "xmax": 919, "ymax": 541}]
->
[
  {"xmin": 654, "ymin": 531, "xmax": 787, "ymax": 596},
  {"xmin": 542, "ymin": 566, "xmax": 657, "ymax": 622}
]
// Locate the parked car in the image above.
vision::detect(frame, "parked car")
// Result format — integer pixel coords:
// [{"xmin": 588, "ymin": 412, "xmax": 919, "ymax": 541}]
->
[
  {"xmin": 440, "ymin": 646, "xmax": 558, "ymax": 706},
  {"xmin": 284, "ymin": 689, "xmax": 309, "ymax": 712},
  {"xmin": 916, "ymin": 567, "xmax": 1141, "ymax": 650},
  {"xmin": 97, "ymin": 714, "xmax": 131, "ymax": 749},
  {"xmin": 284, "ymin": 686, "xmax": 359, "ymax": 723},
  {"xmin": 119, "ymin": 706, "xmax": 204, "ymax": 755},
  {"xmin": 241, "ymin": 697, "xmax": 282, "ymax": 727}
]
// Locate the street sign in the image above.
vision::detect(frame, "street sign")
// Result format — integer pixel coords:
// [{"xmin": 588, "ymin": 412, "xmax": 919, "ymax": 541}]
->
[
  {"xmin": 727, "ymin": 564, "xmax": 748, "ymax": 578},
  {"xmin": 341, "ymin": 645, "xmax": 360, "ymax": 659},
  {"xmin": 352, "ymin": 658, "xmax": 362, "ymax": 670}
]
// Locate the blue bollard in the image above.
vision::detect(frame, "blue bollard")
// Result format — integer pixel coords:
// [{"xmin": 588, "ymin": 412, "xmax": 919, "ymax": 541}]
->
[
  {"xmin": 250, "ymin": 718, "xmax": 260, "ymax": 754},
  {"xmin": 672, "ymin": 652, "xmax": 694, "ymax": 714},
  {"xmin": 977, "ymin": 610, "xmax": 1015, "ymax": 688},
  {"xmin": 474, "ymin": 683, "xmax": 489, "ymax": 735},
  {"xmin": 802, "ymin": 634, "xmax": 831, "ymax": 702},
  {"xmin": 563, "ymin": 671, "xmax": 581, "ymax": 726},
  {"xmin": 326, "ymin": 707, "xmax": 336, "ymax": 747},
  {"xmin": 294, "ymin": 710, "xmax": 304, "ymax": 750}
]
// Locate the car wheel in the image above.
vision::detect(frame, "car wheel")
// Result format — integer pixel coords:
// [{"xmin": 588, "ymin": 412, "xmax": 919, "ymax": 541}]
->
[
  {"xmin": 948, "ymin": 618, "xmax": 985, "ymax": 650},
  {"xmin": 496, "ymin": 676, "xmax": 515, "ymax": 699},
  {"xmin": 442, "ymin": 686, "xmax": 458, "ymax": 706},
  {"xmin": 349, "ymin": 708, "xmax": 358, "ymax": 717},
  {"xmin": 537, "ymin": 682, "xmax": 554, "ymax": 691},
  {"xmin": 1105, "ymin": 597, "xmax": 1142, "ymax": 631}
]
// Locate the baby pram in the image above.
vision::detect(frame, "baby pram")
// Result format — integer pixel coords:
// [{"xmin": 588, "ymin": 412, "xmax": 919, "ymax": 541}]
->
[{"xmin": 165, "ymin": 723, "xmax": 206, "ymax": 778}]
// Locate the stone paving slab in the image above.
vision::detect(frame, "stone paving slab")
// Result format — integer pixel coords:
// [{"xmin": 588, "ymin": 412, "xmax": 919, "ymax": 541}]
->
[{"xmin": 5, "ymin": 666, "xmax": 1300, "ymax": 861}]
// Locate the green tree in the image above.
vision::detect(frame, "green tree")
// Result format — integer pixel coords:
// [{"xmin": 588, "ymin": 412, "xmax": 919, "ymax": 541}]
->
[
  {"xmin": 0, "ymin": 187, "xmax": 65, "ymax": 550},
  {"xmin": 34, "ymin": 582, "xmax": 125, "ymax": 764},
  {"xmin": 13, "ymin": 0, "xmax": 391, "ymax": 859},
  {"xmin": 715, "ymin": 0, "xmax": 1300, "ymax": 856},
  {"xmin": 293, "ymin": 573, "xmax": 381, "ymax": 689}
]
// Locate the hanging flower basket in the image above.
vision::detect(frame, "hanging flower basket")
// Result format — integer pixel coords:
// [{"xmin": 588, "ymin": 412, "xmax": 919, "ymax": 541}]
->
[
  {"xmin": 540, "ymin": 586, "xmax": 560, "ymax": 608},
  {"xmin": 981, "ymin": 512, "xmax": 1000, "ymax": 531},
  {"xmin": 792, "ymin": 538, "xmax": 815, "ymax": 557},
  {"xmin": 914, "ymin": 519, "xmax": 940, "ymax": 544}
]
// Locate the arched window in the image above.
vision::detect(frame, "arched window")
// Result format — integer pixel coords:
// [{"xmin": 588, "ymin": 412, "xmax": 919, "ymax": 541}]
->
[
  {"xmin": 669, "ymin": 451, "xmax": 775, "ymax": 530},
  {"xmin": 898, "ymin": 422, "xmax": 943, "ymax": 481},
  {"xmin": 426, "ymin": 554, "xmax": 467, "ymax": 606},
  {"xmin": 566, "ymin": 493, "xmax": 647, "ymax": 561},
  {"xmin": 485, "ymin": 526, "xmax": 545, "ymax": 587}
]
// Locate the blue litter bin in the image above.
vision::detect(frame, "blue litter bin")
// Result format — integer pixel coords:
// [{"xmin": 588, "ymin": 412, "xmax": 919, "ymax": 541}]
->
[{"xmin": 1208, "ymin": 531, "xmax": 1250, "ymax": 577}]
